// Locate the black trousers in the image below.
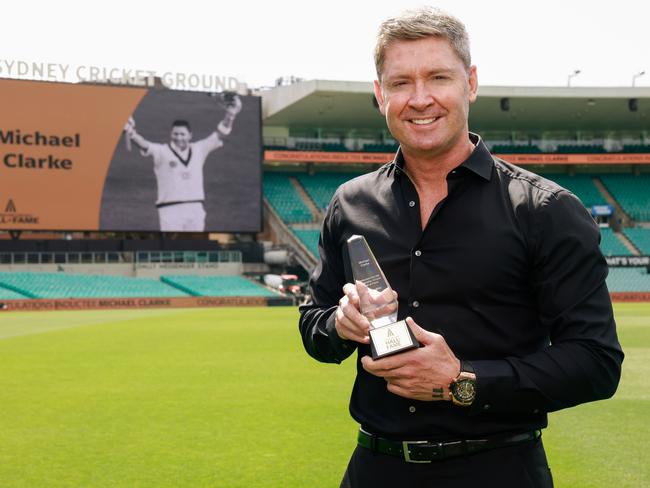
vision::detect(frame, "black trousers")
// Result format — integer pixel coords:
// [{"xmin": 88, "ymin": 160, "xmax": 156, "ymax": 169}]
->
[{"xmin": 340, "ymin": 438, "xmax": 553, "ymax": 488}]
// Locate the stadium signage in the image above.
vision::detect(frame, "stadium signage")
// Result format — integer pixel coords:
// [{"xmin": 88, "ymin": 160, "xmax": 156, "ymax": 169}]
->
[
  {"xmin": 605, "ymin": 255, "xmax": 650, "ymax": 267},
  {"xmin": 0, "ymin": 78, "xmax": 262, "ymax": 232},
  {"xmin": 264, "ymin": 150, "xmax": 395, "ymax": 164},
  {"xmin": 0, "ymin": 198, "xmax": 39, "ymax": 225},
  {"xmin": 0, "ymin": 59, "xmax": 244, "ymax": 92},
  {"xmin": 0, "ymin": 296, "xmax": 270, "ymax": 311},
  {"xmin": 264, "ymin": 150, "xmax": 650, "ymax": 165},
  {"xmin": 1, "ymin": 129, "xmax": 79, "ymax": 170}
]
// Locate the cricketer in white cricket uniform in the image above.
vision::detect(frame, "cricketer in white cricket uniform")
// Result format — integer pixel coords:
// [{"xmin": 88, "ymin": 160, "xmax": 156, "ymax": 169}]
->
[
  {"xmin": 124, "ymin": 94, "xmax": 241, "ymax": 231},
  {"xmin": 143, "ymin": 133, "xmax": 222, "ymax": 231}
]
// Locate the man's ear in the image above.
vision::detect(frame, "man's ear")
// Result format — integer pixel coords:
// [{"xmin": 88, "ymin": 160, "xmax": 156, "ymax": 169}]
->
[
  {"xmin": 468, "ymin": 66, "xmax": 478, "ymax": 104},
  {"xmin": 373, "ymin": 80, "xmax": 386, "ymax": 115}
]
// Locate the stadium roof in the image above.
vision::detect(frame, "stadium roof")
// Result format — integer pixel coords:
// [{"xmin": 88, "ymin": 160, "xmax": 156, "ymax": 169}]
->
[{"xmin": 261, "ymin": 80, "xmax": 650, "ymax": 133}]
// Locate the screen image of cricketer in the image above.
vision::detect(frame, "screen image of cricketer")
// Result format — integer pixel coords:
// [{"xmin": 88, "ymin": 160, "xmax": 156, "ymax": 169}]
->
[{"xmin": 346, "ymin": 235, "xmax": 420, "ymax": 359}]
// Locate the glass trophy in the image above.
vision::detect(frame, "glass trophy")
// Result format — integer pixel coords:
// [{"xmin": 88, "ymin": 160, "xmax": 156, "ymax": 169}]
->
[{"xmin": 347, "ymin": 235, "xmax": 419, "ymax": 359}]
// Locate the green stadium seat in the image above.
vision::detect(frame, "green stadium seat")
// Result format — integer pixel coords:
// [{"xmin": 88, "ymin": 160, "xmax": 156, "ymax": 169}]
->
[
  {"xmin": 539, "ymin": 174, "xmax": 606, "ymax": 208},
  {"xmin": 624, "ymin": 228, "xmax": 650, "ymax": 254},
  {"xmin": 0, "ymin": 285, "xmax": 29, "ymax": 300},
  {"xmin": 291, "ymin": 228, "xmax": 321, "ymax": 258},
  {"xmin": 362, "ymin": 142, "xmax": 398, "ymax": 153},
  {"xmin": 295, "ymin": 173, "xmax": 364, "ymax": 211},
  {"xmin": 161, "ymin": 275, "xmax": 279, "ymax": 297},
  {"xmin": 556, "ymin": 144, "xmax": 606, "ymax": 154},
  {"xmin": 599, "ymin": 174, "xmax": 650, "ymax": 222},
  {"xmin": 622, "ymin": 144, "xmax": 650, "ymax": 153},
  {"xmin": 0, "ymin": 272, "xmax": 188, "ymax": 299},
  {"xmin": 263, "ymin": 173, "xmax": 313, "ymax": 223},
  {"xmin": 606, "ymin": 268, "xmax": 650, "ymax": 292},
  {"xmin": 491, "ymin": 144, "xmax": 541, "ymax": 154},
  {"xmin": 599, "ymin": 228, "xmax": 633, "ymax": 256}
]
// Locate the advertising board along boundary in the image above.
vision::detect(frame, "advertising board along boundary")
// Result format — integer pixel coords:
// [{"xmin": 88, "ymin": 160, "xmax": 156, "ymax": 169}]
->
[
  {"xmin": 0, "ymin": 292, "xmax": 645, "ymax": 312},
  {"xmin": 0, "ymin": 295, "xmax": 292, "ymax": 312}
]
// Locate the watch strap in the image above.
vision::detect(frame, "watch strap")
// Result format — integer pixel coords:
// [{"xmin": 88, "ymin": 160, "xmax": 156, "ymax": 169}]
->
[{"xmin": 461, "ymin": 360, "xmax": 475, "ymax": 374}]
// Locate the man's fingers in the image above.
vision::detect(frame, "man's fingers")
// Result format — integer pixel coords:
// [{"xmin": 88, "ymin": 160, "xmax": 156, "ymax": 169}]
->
[
  {"xmin": 336, "ymin": 299, "xmax": 370, "ymax": 343},
  {"xmin": 336, "ymin": 314, "xmax": 369, "ymax": 343},
  {"xmin": 405, "ymin": 317, "xmax": 435, "ymax": 345},
  {"xmin": 338, "ymin": 292, "xmax": 369, "ymax": 327},
  {"xmin": 342, "ymin": 283, "xmax": 360, "ymax": 306},
  {"xmin": 361, "ymin": 355, "xmax": 403, "ymax": 376}
]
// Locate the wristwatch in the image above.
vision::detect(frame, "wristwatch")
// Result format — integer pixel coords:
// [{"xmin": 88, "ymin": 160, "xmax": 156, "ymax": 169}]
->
[{"xmin": 449, "ymin": 360, "xmax": 477, "ymax": 407}]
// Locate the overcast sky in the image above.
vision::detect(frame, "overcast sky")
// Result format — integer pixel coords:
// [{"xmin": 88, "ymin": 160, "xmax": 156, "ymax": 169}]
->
[{"xmin": 3, "ymin": 0, "xmax": 649, "ymax": 89}]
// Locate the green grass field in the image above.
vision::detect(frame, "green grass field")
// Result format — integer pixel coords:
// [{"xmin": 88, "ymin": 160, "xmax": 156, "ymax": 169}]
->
[{"xmin": 0, "ymin": 304, "xmax": 648, "ymax": 487}]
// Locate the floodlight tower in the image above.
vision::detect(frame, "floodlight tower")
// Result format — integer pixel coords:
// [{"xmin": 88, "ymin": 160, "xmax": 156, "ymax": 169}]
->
[
  {"xmin": 632, "ymin": 71, "xmax": 646, "ymax": 87},
  {"xmin": 567, "ymin": 69, "xmax": 581, "ymax": 87}
]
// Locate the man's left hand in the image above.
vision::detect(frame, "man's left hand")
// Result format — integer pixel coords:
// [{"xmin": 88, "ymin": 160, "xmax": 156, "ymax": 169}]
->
[
  {"xmin": 224, "ymin": 94, "xmax": 242, "ymax": 115},
  {"xmin": 361, "ymin": 317, "xmax": 461, "ymax": 402}
]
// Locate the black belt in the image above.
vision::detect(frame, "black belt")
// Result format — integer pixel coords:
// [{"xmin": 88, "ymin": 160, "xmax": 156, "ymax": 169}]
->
[{"xmin": 358, "ymin": 429, "xmax": 541, "ymax": 463}]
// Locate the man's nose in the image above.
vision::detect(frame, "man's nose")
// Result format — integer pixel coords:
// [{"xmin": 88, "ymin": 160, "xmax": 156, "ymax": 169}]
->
[{"xmin": 408, "ymin": 81, "xmax": 434, "ymax": 110}]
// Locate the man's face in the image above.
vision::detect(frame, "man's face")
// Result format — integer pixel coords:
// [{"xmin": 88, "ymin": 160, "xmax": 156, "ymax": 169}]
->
[
  {"xmin": 374, "ymin": 36, "xmax": 478, "ymax": 160},
  {"xmin": 170, "ymin": 126, "xmax": 192, "ymax": 150}
]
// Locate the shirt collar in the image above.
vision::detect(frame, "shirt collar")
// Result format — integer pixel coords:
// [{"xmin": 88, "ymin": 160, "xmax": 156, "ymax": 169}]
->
[{"xmin": 390, "ymin": 132, "xmax": 493, "ymax": 181}]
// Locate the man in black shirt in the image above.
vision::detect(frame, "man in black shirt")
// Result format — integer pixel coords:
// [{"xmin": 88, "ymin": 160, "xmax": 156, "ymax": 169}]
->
[{"xmin": 298, "ymin": 7, "xmax": 623, "ymax": 488}]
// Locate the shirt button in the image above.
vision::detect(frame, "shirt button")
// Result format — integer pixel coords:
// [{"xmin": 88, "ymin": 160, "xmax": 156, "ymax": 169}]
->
[
  {"xmin": 409, "ymin": 201, "xmax": 416, "ymax": 207},
  {"xmin": 483, "ymin": 404, "xmax": 491, "ymax": 411},
  {"xmin": 414, "ymin": 250, "xmax": 422, "ymax": 257},
  {"xmin": 412, "ymin": 301, "xmax": 420, "ymax": 308},
  {"xmin": 409, "ymin": 406, "xmax": 416, "ymax": 413}
]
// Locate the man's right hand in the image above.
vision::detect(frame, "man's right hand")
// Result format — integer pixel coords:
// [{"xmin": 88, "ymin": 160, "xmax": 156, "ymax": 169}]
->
[
  {"xmin": 335, "ymin": 283, "xmax": 371, "ymax": 344},
  {"xmin": 124, "ymin": 117, "xmax": 135, "ymax": 137}
]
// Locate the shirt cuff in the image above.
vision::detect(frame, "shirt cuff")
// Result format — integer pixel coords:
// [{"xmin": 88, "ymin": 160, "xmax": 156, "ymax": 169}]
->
[
  {"xmin": 325, "ymin": 310, "xmax": 356, "ymax": 361},
  {"xmin": 466, "ymin": 359, "xmax": 517, "ymax": 415}
]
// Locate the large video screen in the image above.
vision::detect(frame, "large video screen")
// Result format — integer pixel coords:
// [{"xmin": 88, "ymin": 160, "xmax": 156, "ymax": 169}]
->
[{"xmin": 0, "ymin": 79, "xmax": 262, "ymax": 232}]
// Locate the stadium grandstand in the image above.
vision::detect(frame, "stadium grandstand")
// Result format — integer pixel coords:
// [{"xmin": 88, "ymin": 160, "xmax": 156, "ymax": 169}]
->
[{"xmin": 1, "ymin": 80, "xmax": 649, "ymax": 310}]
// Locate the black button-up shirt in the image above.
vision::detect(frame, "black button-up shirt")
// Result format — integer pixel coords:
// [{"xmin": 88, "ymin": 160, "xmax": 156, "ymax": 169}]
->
[{"xmin": 298, "ymin": 135, "xmax": 623, "ymax": 440}]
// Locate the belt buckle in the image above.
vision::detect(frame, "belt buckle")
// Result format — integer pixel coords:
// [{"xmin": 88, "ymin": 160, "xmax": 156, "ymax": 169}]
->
[{"xmin": 402, "ymin": 440, "xmax": 434, "ymax": 463}]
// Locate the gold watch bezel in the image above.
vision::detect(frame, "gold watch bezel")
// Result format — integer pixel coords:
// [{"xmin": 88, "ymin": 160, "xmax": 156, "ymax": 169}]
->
[{"xmin": 450, "ymin": 371, "xmax": 476, "ymax": 407}]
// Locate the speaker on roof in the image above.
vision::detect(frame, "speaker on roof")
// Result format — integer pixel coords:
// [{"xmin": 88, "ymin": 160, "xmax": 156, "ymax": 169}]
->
[
  {"xmin": 628, "ymin": 98, "xmax": 639, "ymax": 112},
  {"xmin": 500, "ymin": 97, "xmax": 510, "ymax": 112}
]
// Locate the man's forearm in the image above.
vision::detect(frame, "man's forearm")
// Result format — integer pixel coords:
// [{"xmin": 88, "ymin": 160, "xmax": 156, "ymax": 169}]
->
[
  {"xmin": 129, "ymin": 132, "xmax": 151, "ymax": 152},
  {"xmin": 299, "ymin": 303, "xmax": 357, "ymax": 364},
  {"xmin": 217, "ymin": 111, "xmax": 237, "ymax": 137},
  {"xmin": 466, "ymin": 287, "xmax": 623, "ymax": 415}
]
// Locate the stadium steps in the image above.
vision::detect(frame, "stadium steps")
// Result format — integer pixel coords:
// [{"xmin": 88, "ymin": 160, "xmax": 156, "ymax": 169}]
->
[
  {"xmin": 289, "ymin": 176, "xmax": 322, "ymax": 221},
  {"xmin": 598, "ymin": 174, "xmax": 650, "ymax": 222},
  {"xmin": 592, "ymin": 177, "xmax": 633, "ymax": 227},
  {"xmin": 263, "ymin": 199, "xmax": 317, "ymax": 271},
  {"xmin": 624, "ymin": 228, "xmax": 650, "ymax": 254},
  {"xmin": 614, "ymin": 231, "xmax": 641, "ymax": 255},
  {"xmin": 290, "ymin": 226, "xmax": 320, "ymax": 258},
  {"xmin": 599, "ymin": 228, "xmax": 634, "ymax": 256},
  {"xmin": 160, "ymin": 276, "xmax": 201, "ymax": 296},
  {"xmin": 263, "ymin": 173, "xmax": 313, "ymax": 224},
  {"xmin": 0, "ymin": 284, "xmax": 32, "ymax": 300},
  {"xmin": 0, "ymin": 279, "xmax": 39, "ymax": 299}
]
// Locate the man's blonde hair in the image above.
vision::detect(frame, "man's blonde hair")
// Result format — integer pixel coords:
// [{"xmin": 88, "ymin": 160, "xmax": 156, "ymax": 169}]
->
[{"xmin": 374, "ymin": 7, "xmax": 471, "ymax": 81}]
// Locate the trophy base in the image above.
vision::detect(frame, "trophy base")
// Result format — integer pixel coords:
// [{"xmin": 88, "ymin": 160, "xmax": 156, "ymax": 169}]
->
[{"xmin": 369, "ymin": 319, "xmax": 420, "ymax": 360}]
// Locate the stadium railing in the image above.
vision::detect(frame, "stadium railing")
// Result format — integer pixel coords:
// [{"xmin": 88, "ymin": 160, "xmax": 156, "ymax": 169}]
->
[{"xmin": 0, "ymin": 250, "xmax": 242, "ymax": 266}]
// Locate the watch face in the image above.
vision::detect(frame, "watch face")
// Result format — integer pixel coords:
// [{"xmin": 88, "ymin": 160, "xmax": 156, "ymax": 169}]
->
[{"xmin": 452, "ymin": 378, "xmax": 476, "ymax": 404}]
